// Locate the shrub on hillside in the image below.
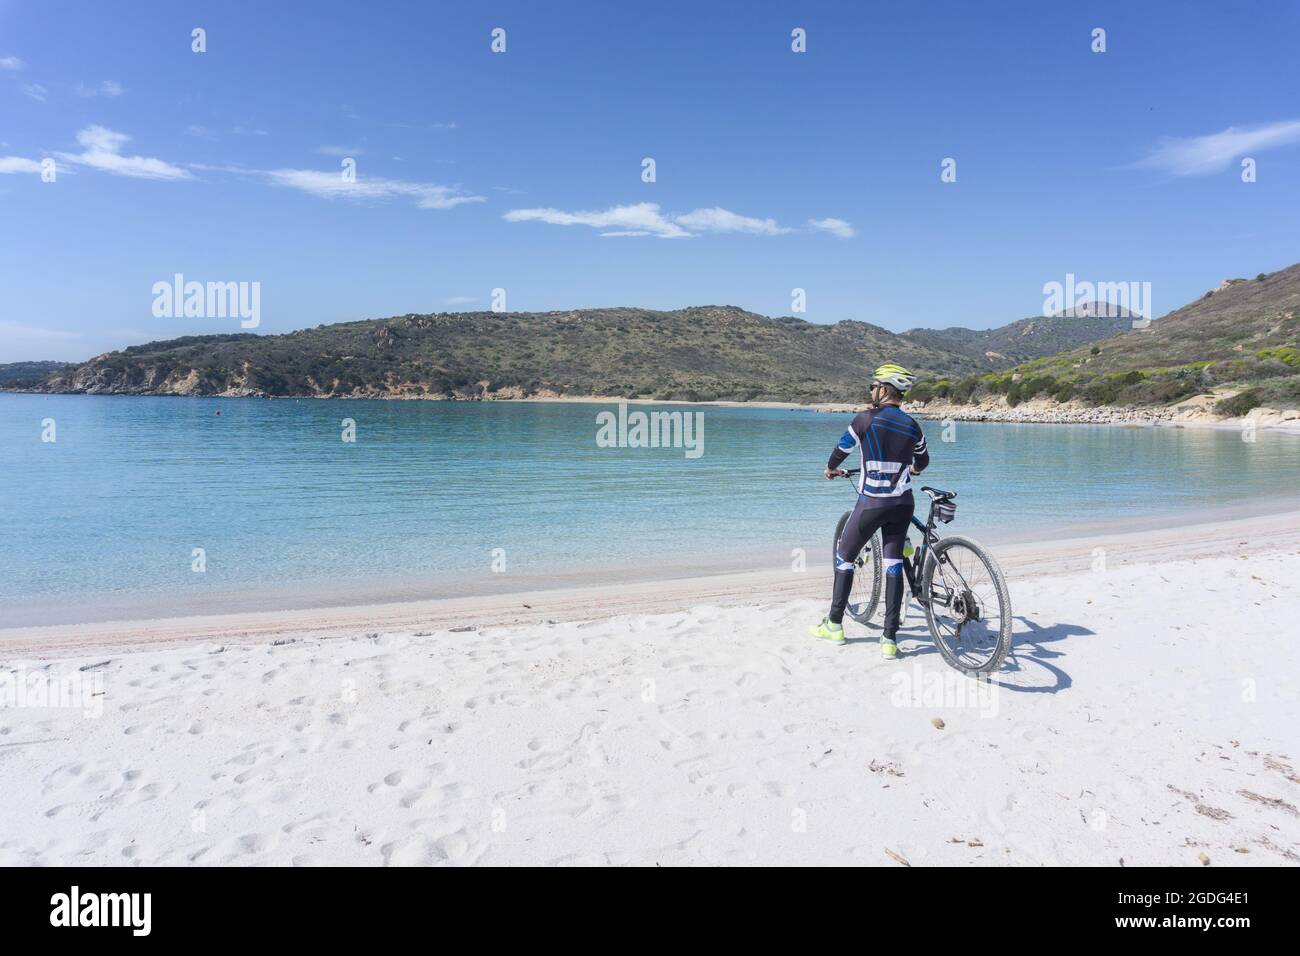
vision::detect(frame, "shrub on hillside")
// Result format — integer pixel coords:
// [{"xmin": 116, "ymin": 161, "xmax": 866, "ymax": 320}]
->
[
  {"xmin": 909, "ymin": 378, "xmax": 951, "ymax": 404},
  {"xmin": 985, "ymin": 374, "xmax": 1012, "ymax": 395},
  {"xmin": 1255, "ymin": 346, "xmax": 1300, "ymax": 368},
  {"xmin": 1049, "ymin": 379, "xmax": 1076, "ymax": 402},
  {"xmin": 1215, "ymin": 389, "xmax": 1262, "ymax": 417},
  {"xmin": 949, "ymin": 376, "xmax": 981, "ymax": 403},
  {"xmin": 1004, "ymin": 374, "xmax": 1057, "ymax": 406},
  {"xmin": 1258, "ymin": 377, "xmax": 1300, "ymax": 409},
  {"xmin": 1079, "ymin": 370, "xmax": 1142, "ymax": 405},
  {"xmin": 910, "ymin": 382, "xmax": 937, "ymax": 403}
]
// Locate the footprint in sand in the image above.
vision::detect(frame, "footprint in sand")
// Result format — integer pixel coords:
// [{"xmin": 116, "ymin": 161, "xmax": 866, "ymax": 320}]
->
[{"xmin": 379, "ymin": 826, "xmax": 479, "ymax": 866}]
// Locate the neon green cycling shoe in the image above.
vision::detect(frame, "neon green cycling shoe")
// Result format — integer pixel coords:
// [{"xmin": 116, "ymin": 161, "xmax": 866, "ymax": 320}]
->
[
  {"xmin": 879, "ymin": 638, "xmax": 899, "ymax": 660},
  {"xmin": 809, "ymin": 617, "xmax": 846, "ymax": 645}
]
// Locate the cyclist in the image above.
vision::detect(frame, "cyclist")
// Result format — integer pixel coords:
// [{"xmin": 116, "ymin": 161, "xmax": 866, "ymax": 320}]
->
[{"xmin": 809, "ymin": 363, "xmax": 929, "ymax": 659}]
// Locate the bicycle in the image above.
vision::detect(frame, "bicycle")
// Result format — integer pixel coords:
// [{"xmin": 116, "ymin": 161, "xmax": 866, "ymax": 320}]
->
[{"xmin": 832, "ymin": 469, "xmax": 1013, "ymax": 675}]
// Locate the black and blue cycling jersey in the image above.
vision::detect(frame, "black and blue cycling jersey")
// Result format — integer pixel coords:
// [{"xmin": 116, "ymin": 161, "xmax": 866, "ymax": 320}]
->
[
  {"xmin": 826, "ymin": 405, "xmax": 929, "ymax": 504},
  {"xmin": 826, "ymin": 403, "xmax": 930, "ymax": 637}
]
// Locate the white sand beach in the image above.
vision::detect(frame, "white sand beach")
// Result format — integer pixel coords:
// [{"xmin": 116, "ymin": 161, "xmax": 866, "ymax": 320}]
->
[{"xmin": 2, "ymin": 510, "xmax": 1299, "ymax": 866}]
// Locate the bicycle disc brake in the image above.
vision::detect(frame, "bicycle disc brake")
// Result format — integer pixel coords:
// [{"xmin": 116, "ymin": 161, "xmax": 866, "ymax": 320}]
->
[{"xmin": 950, "ymin": 589, "xmax": 980, "ymax": 625}]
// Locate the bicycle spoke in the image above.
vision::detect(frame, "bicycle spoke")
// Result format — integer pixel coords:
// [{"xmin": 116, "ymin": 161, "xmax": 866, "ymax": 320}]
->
[{"xmin": 926, "ymin": 540, "xmax": 1008, "ymax": 671}]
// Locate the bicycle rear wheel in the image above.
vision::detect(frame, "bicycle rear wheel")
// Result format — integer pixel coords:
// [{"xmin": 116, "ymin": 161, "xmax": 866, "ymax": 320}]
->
[
  {"xmin": 832, "ymin": 511, "xmax": 883, "ymax": 624},
  {"xmin": 920, "ymin": 535, "xmax": 1012, "ymax": 675}
]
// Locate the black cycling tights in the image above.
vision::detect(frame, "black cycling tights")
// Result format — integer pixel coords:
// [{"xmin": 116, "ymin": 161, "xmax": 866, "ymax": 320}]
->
[{"xmin": 829, "ymin": 495, "xmax": 915, "ymax": 638}]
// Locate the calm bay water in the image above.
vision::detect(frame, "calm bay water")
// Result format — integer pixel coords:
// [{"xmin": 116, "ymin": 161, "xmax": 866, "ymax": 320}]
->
[{"xmin": 2, "ymin": 394, "xmax": 1298, "ymax": 616}]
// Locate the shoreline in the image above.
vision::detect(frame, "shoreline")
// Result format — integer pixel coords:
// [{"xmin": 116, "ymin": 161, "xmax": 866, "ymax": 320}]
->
[
  {"xmin": 5, "ymin": 505, "xmax": 1299, "ymax": 658},
  {"xmin": 911, "ymin": 398, "xmax": 1300, "ymax": 433},
  {"xmin": 4, "ymin": 512, "xmax": 1299, "ymax": 865},
  {"xmin": 4, "ymin": 490, "xmax": 1298, "ymax": 632},
  {"xmin": 7, "ymin": 388, "xmax": 1300, "ymax": 433}
]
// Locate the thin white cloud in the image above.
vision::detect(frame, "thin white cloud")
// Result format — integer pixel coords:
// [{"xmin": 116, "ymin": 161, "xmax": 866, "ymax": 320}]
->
[
  {"xmin": 1135, "ymin": 119, "xmax": 1300, "ymax": 176},
  {"xmin": 0, "ymin": 320, "xmax": 80, "ymax": 342},
  {"xmin": 444, "ymin": 296, "xmax": 477, "ymax": 305},
  {"xmin": 0, "ymin": 55, "xmax": 23, "ymax": 71},
  {"xmin": 808, "ymin": 217, "xmax": 856, "ymax": 238},
  {"xmin": 504, "ymin": 202, "xmax": 844, "ymax": 239},
  {"xmin": 21, "ymin": 82, "xmax": 46, "ymax": 102},
  {"xmin": 56, "ymin": 126, "xmax": 192, "ymax": 180},
  {"xmin": 505, "ymin": 202, "xmax": 690, "ymax": 238},
  {"xmin": 0, "ymin": 156, "xmax": 44, "ymax": 174},
  {"xmin": 385, "ymin": 121, "xmax": 456, "ymax": 130},
  {"xmin": 75, "ymin": 79, "xmax": 123, "ymax": 97},
  {"xmin": 184, "ymin": 162, "xmax": 239, "ymax": 173},
  {"xmin": 676, "ymin": 207, "xmax": 789, "ymax": 236},
  {"xmin": 231, "ymin": 125, "xmax": 268, "ymax": 136},
  {"xmin": 184, "ymin": 124, "xmax": 214, "ymax": 139},
  {"xmin": 262, "ymin": 168, "xmax": 483, "ymax": 209},
  {"xmin": 317, "ymin": 145, "xmax": 364, "ymax": 157}
]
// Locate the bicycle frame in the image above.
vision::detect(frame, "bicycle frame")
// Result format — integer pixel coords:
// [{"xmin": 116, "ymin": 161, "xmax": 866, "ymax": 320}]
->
[{"xmin": 902, "ymin": 508, "xmax": 945, "ymax": 601}]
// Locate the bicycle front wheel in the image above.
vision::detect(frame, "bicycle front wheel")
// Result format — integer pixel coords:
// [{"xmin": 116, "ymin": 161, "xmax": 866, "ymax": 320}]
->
[
  {"xmin": 832, "ymin": 511, "xmax": 883, "ymax": 625},
  {"xmin": 920, "ymin": 535, "xmax": 1012, "ymax": 675}
]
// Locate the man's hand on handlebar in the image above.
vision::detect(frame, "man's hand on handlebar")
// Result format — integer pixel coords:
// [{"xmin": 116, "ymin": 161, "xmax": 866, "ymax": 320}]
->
[{"xmin": 824, "ymin": 467, "xmax": 848, "ymax": 480}]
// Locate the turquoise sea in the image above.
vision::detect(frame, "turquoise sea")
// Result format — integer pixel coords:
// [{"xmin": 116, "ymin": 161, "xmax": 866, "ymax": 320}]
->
[{"xmin": 2, "ymin": 393, "xmax": 1298, "ymax": 624}]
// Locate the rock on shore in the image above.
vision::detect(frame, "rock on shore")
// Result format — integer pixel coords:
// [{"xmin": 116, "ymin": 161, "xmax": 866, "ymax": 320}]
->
[{"xmin": 911, "ymin": 395, "xmax": 1300, "ymax": 430}]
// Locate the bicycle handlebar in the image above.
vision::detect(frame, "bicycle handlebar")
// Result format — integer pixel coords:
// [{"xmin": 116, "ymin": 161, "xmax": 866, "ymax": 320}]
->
[{"xmin": 835, "ymin": 468, "xmax": 955, "ymax": 501}]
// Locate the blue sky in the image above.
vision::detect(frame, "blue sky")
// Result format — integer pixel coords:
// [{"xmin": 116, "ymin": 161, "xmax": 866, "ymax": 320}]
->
[{"xmin": 2, "ymin": 0, "xmax": 1299, "ymax": 361}]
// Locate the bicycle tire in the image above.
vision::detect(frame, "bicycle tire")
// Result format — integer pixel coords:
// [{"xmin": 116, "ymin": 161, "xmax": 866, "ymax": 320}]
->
[
  {"xmin": 920, "ymin": 535, "xmax": 1012, "ymax": 675},
  {"xmin": 832, "ymin": 510, "xmax": 883, "ymax": 625}
]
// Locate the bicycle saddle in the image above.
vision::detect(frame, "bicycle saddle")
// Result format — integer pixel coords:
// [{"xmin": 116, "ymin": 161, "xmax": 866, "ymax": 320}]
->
[{"xmin": 921, "ymin": 486, "xmax": 956, "ymax": 500}]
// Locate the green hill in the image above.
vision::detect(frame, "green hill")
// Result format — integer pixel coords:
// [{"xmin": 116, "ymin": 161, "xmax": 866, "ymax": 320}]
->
[
  {"xmin": 7, "ymin": 306, "xmax": 1070, "ymax": 405},
  {"xmin": 9, "ymin": 265, "xmax": 1297, "ymax": 411},
  {"xmin": 911, "ymin": 264, "xmax": 1300, "ymax": 413},
  {"xmin": 0, "ymin": 360, "xmax": 69, "ymax": 387},
  {"xmin": 902, "ymin": 312, "xmax": 1133, "ymax": 365}
]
